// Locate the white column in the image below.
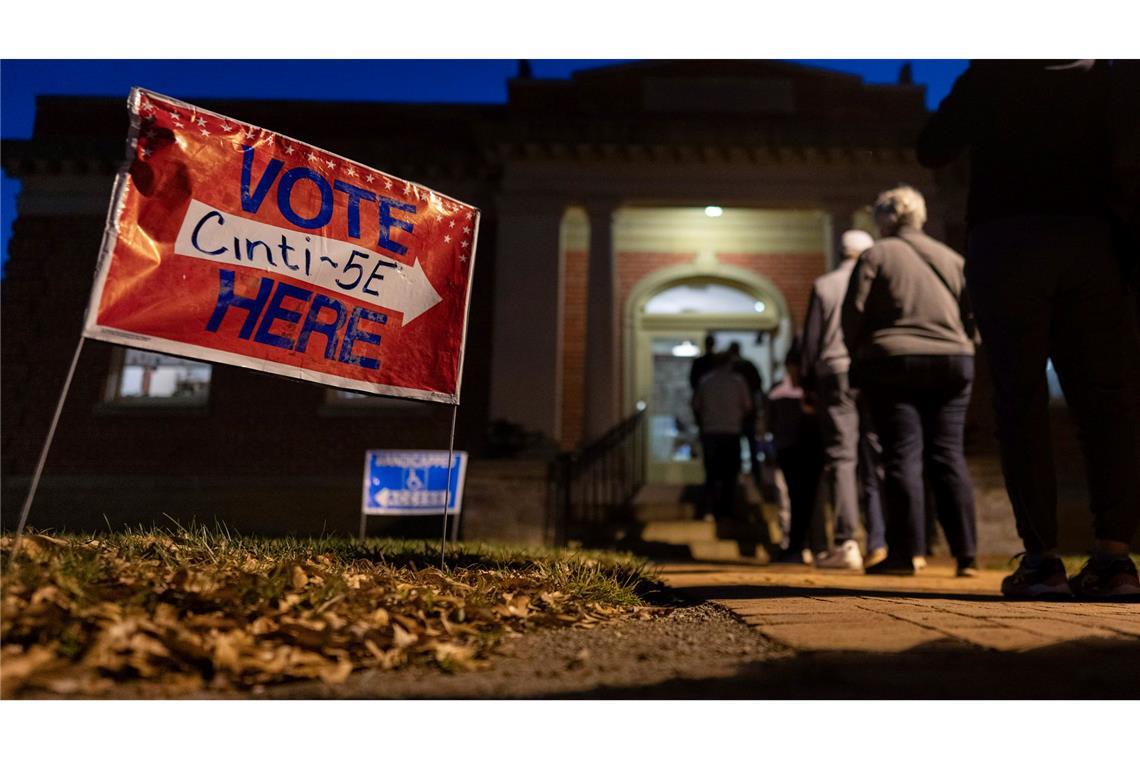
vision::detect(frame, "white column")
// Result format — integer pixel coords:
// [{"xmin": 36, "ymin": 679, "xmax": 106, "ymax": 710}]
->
[
  {"xmin": 489, "ymin": 196, "xmax": 566, "ymax": 442},
  {"xmin": 583, "ymin": 200, "xmax": 620, "ymax": 439}
]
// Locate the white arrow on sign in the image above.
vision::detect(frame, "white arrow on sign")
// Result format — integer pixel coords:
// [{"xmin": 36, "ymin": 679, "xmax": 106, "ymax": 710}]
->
[{"xmin": 174, "ymin": 199, "xmax": 443, "ymax": 323}]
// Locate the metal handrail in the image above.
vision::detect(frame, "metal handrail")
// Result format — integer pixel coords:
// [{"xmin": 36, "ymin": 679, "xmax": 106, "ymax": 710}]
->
[{"xmin": 547, "ymin": 408, "xmax": 646, "ymax": 546}]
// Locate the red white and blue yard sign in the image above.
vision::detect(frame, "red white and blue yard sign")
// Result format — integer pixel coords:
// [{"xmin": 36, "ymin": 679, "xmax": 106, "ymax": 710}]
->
[{"xmin": 84, "ymin": 88, "xmax": 480, "ymax": 404}]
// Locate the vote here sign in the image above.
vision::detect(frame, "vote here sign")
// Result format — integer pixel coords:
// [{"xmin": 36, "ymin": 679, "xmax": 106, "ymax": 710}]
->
[{"xmin": 84, "ymin": 88, "xmax": 480, "ymax": 404}]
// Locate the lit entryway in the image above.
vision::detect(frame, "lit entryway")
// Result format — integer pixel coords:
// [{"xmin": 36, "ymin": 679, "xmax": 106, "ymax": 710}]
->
[{"xmin": 631, "ymin": 277, "xmax": 786, "ymax": 484}]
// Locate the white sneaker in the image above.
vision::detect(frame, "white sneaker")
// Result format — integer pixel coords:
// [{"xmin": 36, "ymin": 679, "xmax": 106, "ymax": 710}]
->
[{"xmin": 814, "ymin": 540, "xmax": 864, "ymax": 570}]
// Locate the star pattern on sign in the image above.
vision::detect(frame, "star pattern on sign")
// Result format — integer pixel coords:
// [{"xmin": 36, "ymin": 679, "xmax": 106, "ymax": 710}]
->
[
  {"xmin": 200, "ymin": 128, "xmax": 210, "ymax": 137},
  {"xmin": 141, "ymin": 146, "xmax": 153, "ymax": 159},
  {"xmin": 460, "ymin": 254, "xmax": 468, "ymax": 263},
  {"xmin": 195, "ymin": 117, "xmax": 206, "ymax": 127},
  {"xmin": 220, "ymin": 122, "xmax": 233, "ymax": 132},
  {"xmin": 265, "ymin": 135, "xmax": 274, "ymax": 144},
  {"xmin": 463, "ymin": 226, "xmax": 471, "ymax": 233},
  {"xmin": 403, "ymin": 184, "xmax": 413, "ymax": 196},
  {"xmin": 141, "ymin": 101, "xmax": 155, "ymax": 113},
  {"xmin": 365, "ymin": 174, "xmax": 375, "ymax": 184},
  {"xmin": 448, "ymin": 219, "xmax": 456, "ymax": 228},
  {"xmin": 444, "ymin": 234, "xmax": 452, "ymax": 243},
  {"xmin": 284, "ymin": 144, "xmax": 295, "ymax": 155},
  {"xmin": 384, "ymin": 179, "xmax": 393, "ymax": 190},
  {"xmin": 345, "ymin": 166, "xmax": 357, "ymax": 177},
  {"xmin": 461, "ymin": 240, "xmax": 470, "ymax": 248},
  {"xmin": 307, "ymin": 152, "xmax": 319, "ymax": 163},
  {"xmin": 325, "ymin": 159, "xmax": 336, "ymax": 169}
]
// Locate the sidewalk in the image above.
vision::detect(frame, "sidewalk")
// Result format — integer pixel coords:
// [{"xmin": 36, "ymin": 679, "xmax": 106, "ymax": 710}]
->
[
  {"xmin": 659, "ymin": 562, "xmax": 1140, "ymax": 653},
  {"xmin": 646, "ymin": 560, "xmax": 1140, "ymax": 697}
]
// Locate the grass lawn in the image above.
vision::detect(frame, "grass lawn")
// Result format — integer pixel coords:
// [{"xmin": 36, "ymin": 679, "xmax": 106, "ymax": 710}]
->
[{"xmin": 1, "ymin": 527, "xmax": 654, "ymax": 698}]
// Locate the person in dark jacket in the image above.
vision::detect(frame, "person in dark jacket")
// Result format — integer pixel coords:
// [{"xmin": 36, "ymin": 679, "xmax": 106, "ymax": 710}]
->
[
  {"xmin": 842, "ymin": 185, "xmax": 979, "ymax": 577},
  {"xmin": 688, "ymin": 334, "xmax": 718, "ymax": 392},
  {"xmin": 728, "ymin": 341, "xmax": 764, "ymax": 486},
  {"xmin": 918, "ymin": 60, "xmax": 1140, "ymax": 598}
]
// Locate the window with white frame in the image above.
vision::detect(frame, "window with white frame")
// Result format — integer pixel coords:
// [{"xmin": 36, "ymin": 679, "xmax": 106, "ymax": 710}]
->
[{"xmin": 107, "ymin": 348, "xmax": 212, "ymax": 403}]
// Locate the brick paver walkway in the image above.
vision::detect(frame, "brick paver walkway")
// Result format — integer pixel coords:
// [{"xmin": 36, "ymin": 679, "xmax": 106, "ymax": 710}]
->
[{"xmin": 659, "ymin": 562, "xmax": 1140, "ymax": 654}]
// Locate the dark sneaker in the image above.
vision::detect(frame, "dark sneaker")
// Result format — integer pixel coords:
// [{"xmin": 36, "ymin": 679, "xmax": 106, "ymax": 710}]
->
[
  {"xmin": 771, "ymin": 548, "xmax": 809, "ymax": 565},
  {"xmin": 865, "ymin": 556, "xmax": 916, "ymax": 576},
  {"xmin": 1069, "ymin": 555, "xmax": 1140, "ymax": 599},
  {"xmin": 1001, "ymin": 555, "xmax": 1072, "ymax": 598}
]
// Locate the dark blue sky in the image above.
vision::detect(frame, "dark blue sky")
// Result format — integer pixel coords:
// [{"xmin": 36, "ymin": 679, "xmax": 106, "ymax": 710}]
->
[{"xmin": 1, "ymin": 59, "xmax": 967, "ymax": 267}]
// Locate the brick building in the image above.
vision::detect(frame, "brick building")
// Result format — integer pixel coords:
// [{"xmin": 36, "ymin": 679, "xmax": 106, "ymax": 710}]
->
[{"xmin": 2, "ymin": 61, "xmax": 1101, "ymax": 551}]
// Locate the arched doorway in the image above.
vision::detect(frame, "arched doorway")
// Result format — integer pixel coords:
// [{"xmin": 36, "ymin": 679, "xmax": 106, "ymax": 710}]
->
[{"xmin": 625, "ymin": 266, "xmax": 789, "ymax": 484}]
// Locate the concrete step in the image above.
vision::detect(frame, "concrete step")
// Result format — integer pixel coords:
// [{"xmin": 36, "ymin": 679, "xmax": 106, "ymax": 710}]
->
[
  {"xmin": 689, "ymin": 540, "xmax": 770, "ymax": 563},
  {"xmin": 640, "ymin": 518, "xmax": 772, "ymax": 543},
  {"xmin": 634, "ymin": 501, "xmax": 696, "ymax": 522},
  {"xmin": 641, "ymin": 520, "xmax": 718, "ymax": 544}
]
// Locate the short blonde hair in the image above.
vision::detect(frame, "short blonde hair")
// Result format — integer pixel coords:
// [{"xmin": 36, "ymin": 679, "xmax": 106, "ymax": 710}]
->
[{"xmin": 873, "ymin": 185, "xmax": 927, "ymax": 231}]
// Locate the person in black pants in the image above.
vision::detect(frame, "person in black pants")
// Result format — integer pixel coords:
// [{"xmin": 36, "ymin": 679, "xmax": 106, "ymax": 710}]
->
[
  {"xmin": 842, "ymin": 185, "xmax": 979, "ymax": 576},
  {"xmin": 728, "ymin": 341, "xmax": 764, "ymax": 486},
  {"xmin": 767, "ymin": 346, "xmax": 824, "ymax": 563},
  {"xmin": 918, "ymin": 60, "xmax": 1140, "ymax": 598}
]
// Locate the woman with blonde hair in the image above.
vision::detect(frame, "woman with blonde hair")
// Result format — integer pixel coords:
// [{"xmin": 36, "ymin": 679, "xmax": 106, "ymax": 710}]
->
[{"xmin": 841, "ymin": 185, "xmax": 979, "ymax": 576}]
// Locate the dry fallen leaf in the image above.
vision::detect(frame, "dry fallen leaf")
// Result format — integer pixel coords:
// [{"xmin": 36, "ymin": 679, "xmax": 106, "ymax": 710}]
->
[{"xmin": 290, "ymin": 565, "xmax": 308, "ymax": 590}]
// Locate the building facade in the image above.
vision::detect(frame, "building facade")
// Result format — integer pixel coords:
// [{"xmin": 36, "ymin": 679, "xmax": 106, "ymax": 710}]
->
[{"xmin": 2, "ymin": 61, "xmax": 1102, "ymax": 551}]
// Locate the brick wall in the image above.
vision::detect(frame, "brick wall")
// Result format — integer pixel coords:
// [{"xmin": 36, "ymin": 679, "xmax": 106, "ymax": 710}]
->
[
  {"xmin": 560, "ymin": 249, "xmax": 588, "ymax": 449},
  {"xmin": 716, "ymin": 252, "xmax": 828, "ymax": 329}
]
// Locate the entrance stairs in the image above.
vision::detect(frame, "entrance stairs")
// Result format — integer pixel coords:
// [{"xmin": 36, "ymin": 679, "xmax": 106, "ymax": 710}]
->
[{"xmin": 616, "ymin": 482, "xmax": 782, "ymax": 563}]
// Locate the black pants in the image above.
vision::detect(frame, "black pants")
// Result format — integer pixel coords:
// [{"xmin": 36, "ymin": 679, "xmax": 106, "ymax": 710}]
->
[
  {"xmin": 778, "ymin": 443, "xmax": 823, "ymax": 553},
  {"xmin": 742, "ymin": 412, "xmax": 760, "ymax": 486},
  {"xmin": 861, "ymin": 355, "xmax": 978, "ymax": 561},
  {"xmin": 701, "ymin": 434, "xmax": 741, "ymax": 519},
  {"xmin": 967, "ymin": 214, "xmax": 1140, "ymax": 551}
]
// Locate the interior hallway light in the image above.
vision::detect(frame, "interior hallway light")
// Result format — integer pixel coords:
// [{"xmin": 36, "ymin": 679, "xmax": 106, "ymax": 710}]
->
[
  {"xmin": 753, "ymin": 301, "xmax": 766, "ymax": 313},
  {"xmin": 704, "ymin": 205, "xmax": 723, "ymax": 218},
  {"xmin": 672, "ymin": 340, "xmax": 701, "ymax": 358}
]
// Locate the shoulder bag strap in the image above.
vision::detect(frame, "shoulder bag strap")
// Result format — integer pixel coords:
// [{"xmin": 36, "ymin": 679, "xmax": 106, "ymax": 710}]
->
[{"xmin": 896, "ymin": 235, "xmax": 978, "ymax": 341}]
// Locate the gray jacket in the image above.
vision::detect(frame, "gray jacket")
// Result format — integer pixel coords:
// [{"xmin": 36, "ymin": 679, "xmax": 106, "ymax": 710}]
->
[
  {"xmin": 841, "ymin": 227, "xmax": 977, "ymax": 361},
  {"xmin": 801, "ymin": 258, "xmax": 856, "ymax": 387}
]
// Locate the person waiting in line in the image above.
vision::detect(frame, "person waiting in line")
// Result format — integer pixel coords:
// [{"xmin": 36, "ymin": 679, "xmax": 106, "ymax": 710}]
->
[
  {"xmin": 917, "ymin": 60, "xmax": 1140, "ymax": 597},
  {"xmin": 692, "ymin": 351, "xmax": 753, "ymax": 522},
  {"xmin": 767, "ymin": 344, "xmax": 824, "ymax": 563},
  {"xmin": 727, "ymin": 341, "xmax": 764, "ymax": 487},
  {"xmin": 802, "ymin": 229, "xmax": 886, "ymax": 570},
  {"xmin": 841, "ymin": 185, "xmax": 979, "ymax": 577},
  {"xmin": 689, "ymin": 334, "xmax": 718, "ymax": 392}
]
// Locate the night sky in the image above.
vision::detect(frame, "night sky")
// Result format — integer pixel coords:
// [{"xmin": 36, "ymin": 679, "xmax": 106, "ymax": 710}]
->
[{"xmin": 0, "ymin": 59, "xmax": 968, "ymax": 267}]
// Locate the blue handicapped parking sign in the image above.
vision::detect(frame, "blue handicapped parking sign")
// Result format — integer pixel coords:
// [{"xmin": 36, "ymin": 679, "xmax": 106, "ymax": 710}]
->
[{"xmin": 363, "ymin": 450, "xmax": 467, "ymax": 516}]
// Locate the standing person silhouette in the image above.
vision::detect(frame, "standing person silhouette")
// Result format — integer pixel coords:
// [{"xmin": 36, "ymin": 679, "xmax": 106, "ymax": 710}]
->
[
  {"xmin": 919, "ymin": 60, "xmax": 1140, "ymax": 598},
  {"xmin": 841, "ymin": 186, "xmax": 979, "ymax": 577},
  {"xmin": 727, "ymin": 341, "xmax": 764, "ymax": 486},
  {"xmin": 692, "ymin": 352, "xmax": 753, "ymax": 522},
  {"xmin": 802, "ymin": 229, "xmax": 886, "ymax": 570}
]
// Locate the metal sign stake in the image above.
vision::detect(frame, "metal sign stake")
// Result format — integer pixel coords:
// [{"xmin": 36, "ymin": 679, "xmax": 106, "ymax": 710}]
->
[
  {"xmin": 7, "ymin": 335, "xmax": 86, "ymax": 570},
  {"xmin": 439, "ymin": 404, "xmax": 459, "ymax": 571}
]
